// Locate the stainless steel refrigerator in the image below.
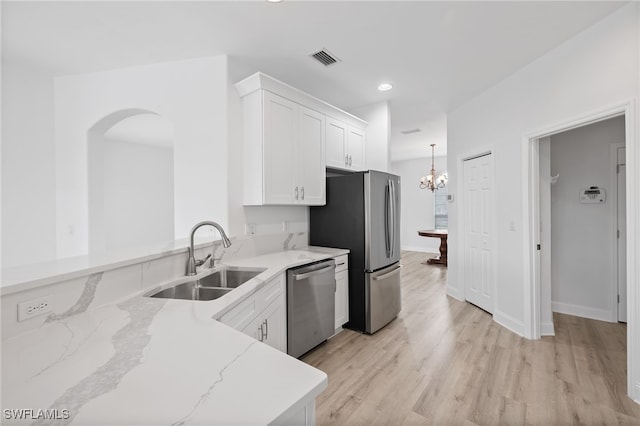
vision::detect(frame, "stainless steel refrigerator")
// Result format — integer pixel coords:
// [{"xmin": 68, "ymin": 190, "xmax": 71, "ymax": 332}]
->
[{"xmin": 310, "ymin": 170, "xmax": 401, "ymax": 334}]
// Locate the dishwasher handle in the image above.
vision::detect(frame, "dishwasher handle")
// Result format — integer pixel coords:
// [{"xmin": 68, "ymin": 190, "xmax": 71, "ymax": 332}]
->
[{"xmin": 292, "ymin": 264, "xmax": 335, "ymax": 280}]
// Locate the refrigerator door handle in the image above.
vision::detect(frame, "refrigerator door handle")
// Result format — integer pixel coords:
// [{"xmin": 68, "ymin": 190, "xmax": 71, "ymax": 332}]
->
[
  {"xmin": 372, "ymin": 264, "xmax": 402, "ymax": 280},
  {"xmin": 390, "ymin": 179, "xmax": 396, "ymax": 259},
  {"xmin": 385, "ymin": 180, "xmax": 392, "ymax": 258}
]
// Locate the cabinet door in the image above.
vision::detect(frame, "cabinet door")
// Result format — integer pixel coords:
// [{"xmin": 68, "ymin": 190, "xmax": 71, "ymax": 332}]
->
[
  {"xmin": 263, "ymin": 91, "xmax": 297, "ymax": 204},
  {"xmin": 335, "ymin": 270, "xmax": 349, "ymax": 329},
  {"xmin": 261, "ymin": 295, "xmax": 287, "ymax": 353},
  {"xmin": 219, "ymin": 294, "xmax": 259, "ymax": 331},
  {"xmin": 347, "ymin": 126, "xmax": 366, "ymax": 171},
  {"xmin": 326, "ymin": 117, "xmax": 348, "ymax": 169},
  {"xmin": 297, "ymin": 106, "xmax": 326, "ymax": 205}
]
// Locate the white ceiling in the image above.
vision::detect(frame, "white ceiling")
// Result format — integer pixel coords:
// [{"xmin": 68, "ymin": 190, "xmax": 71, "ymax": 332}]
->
[{"xmin": 1, "ymin": 1, "xmax": 626, "ymax": 160}]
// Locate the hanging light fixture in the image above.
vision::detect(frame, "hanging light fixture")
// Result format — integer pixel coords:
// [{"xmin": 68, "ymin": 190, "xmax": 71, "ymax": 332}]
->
[{"xmin": 419, "ymin": 144, "xmax": 447, "ymax": 191}]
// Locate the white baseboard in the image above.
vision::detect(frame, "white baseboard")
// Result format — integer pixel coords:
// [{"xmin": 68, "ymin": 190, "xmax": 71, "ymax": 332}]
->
[
  {"xmin": 446, "ymin": 285, "xmax": 463, "ymax": 301},
  {"xmin": 494, "ymin": 310, "xmax": 525, "ymax": 336},
  {"xmin": 551, "ymin": 301, "xmax": 615, "ymax": 323},
  {"xmin": 541, "ymin": 322, "xmax": 555, "ymax": 336},
  {"xmin": 401, "ymin": 245, "xmax": 438, "ymax": 254},
  {"xmin": 634, "ymin": 382, "xmax": 640, "ymax": 405}
]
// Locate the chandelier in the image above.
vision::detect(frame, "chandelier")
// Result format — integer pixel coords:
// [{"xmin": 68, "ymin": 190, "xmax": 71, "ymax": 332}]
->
[{"xmin": 419, "ymin": 144, "xmax": 447, "ymax": 192}]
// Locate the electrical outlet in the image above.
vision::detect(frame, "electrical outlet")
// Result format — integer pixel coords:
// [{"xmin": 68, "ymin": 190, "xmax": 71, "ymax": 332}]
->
[
  {"xmin": 17, "ymin": 295, "xmax": 53, "ymax": 322},
  {"xmin": 245, "ymin": 223, "xmax": 256, "ymax": 235}
]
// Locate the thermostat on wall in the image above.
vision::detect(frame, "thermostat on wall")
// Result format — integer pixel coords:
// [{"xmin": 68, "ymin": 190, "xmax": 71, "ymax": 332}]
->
[{"xmin": 579, "ymin": 186, "xmax": 606, "ymax": 204}]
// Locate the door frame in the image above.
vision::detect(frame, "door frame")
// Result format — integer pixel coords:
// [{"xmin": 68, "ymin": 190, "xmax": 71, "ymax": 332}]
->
[
  {"xmin": 457, "ymin": 147, "xmax": 497, "ymax": 315},
  {"xmin": 611, "ymin": 143, "xmax": 626, "ymax": 322},
  {"xmin": 521, "ymin": 99, "xmax": 639, "ymax": 402}
]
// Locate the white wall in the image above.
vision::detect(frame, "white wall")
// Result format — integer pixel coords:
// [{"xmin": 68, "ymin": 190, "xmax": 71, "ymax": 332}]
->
[
  {"xmin": 54, "ymin": 56, "xmax": 229, "ymax": 259},
  {"xmin": 446, "ymin": 3, "xmax": 639, "ymax": 402},
  {"xmin": 1, "ymin": 60, "xmax": 57, "ymax": 268},
  {"xmin": 391, "ymin": 156, "xmax": 447, "ymax": 253},
  {"xmin": 350, "ymin": 101, "xmax": 391, "ymax": 172},
  {"xmin": 447, "ymin": 4, "xmax": 638, "ymax": 332},
  {"xmin": 550, "ymin": 116, "xmax": 625, "ymax": 321},
  {"xmin": 102, "ymin": 138, "xmax": 175, "ymax": 252}
]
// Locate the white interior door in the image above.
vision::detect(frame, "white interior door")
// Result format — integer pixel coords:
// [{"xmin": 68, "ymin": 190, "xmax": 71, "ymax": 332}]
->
[
  {"xmin": 464, "ymin": 154, "xmax": 494, "ymax": 313},
  {"xmin": 618, "ymin": 147, "xmax": 627, "ymax": 323}
]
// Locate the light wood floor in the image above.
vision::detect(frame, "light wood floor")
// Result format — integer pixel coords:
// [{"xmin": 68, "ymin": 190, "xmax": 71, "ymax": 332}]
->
[{"xmin": 302, "ymin": 251, "xmax": 640, "ymax": 425}]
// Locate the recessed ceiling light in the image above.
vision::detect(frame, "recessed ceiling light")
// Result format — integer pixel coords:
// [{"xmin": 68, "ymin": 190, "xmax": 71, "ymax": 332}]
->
[
  {"xmin": 377, "ymin": 83, "xmax": 393, "ymax": 91},
  {"xmin": 267, "ymin": 0, "xmax": 282, "ymax": 2}
]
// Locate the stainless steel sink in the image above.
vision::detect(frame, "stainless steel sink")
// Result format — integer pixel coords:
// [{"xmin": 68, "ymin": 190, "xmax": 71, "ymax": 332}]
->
[
  {"xmin": 197, "ymin": 268, "xmax": 265, "ymax": 289},
  {"xmin": 146, "ymin": 267, "xmax": 266, "ymax": 301},
  {"xmin": 149, "ymin": 282, "xmax": 233, "ymax": 301}
]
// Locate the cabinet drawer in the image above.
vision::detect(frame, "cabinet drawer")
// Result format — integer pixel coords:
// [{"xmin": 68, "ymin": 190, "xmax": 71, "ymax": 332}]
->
[
  {"xmin": 334, "ymin": 255, "xmax": 349, "ymax": 273},
  {"xmin": 219, "ymin": 295, "xmax": 260, "ymax": 331},
  {"xmin": 261, "ymin": 274, "xmax": 285, "ymax": 307}
]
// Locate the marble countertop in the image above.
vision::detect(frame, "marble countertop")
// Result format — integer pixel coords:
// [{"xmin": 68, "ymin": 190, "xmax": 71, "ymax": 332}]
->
[{"xmin": 2, "ymin": 247, "xmax": 349, "ymax": 425}]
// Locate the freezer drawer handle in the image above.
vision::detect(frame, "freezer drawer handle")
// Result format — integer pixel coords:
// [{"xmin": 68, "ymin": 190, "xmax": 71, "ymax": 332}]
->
[
  {"xmin": 372, "ymin": 265, "xmax": 403, "ymax": 281},
  {"xmin": 292, "ymin": 265, "xmax": 335, "ymax": 280}
]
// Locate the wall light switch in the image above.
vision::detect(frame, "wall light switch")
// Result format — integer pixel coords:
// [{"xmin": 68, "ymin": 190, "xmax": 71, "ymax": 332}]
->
[{"xmin": 18, "ymin": 295, "xmax": 53, "ymax": 322}]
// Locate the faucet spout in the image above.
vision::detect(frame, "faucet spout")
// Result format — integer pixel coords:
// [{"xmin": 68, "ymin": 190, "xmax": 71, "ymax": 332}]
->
[{"xmin": 186, "ymin": 221, "xmax": 232, "ymax": 276}]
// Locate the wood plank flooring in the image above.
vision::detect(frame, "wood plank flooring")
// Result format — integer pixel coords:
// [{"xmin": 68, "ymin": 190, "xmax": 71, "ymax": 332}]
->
[{"xmin": 301, "ymin": 251, "xmax": 640, "ymax": 425}]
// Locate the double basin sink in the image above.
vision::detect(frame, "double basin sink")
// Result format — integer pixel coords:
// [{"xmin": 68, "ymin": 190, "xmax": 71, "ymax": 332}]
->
[{"xmin": 147, "ymin": 267, "xmax": 266, "ymax": 301}]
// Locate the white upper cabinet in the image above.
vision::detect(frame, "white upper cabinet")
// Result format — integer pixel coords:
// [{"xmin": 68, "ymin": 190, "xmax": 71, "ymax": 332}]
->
[
  {"xmin": 263, "ymin": 91, "xmax": 298, "ymax": 204},
  {"xmin": 297, "ymin": 106, "xmax": 326, "ymax": 205},
  {"xmin": 326, "ymin": 117, "xmax": 366, "ymax": 171},
  {"xmin": 236, "ymin": 73, "xmax": 366, "ymax": 205},
  {"xmin": 347, "ymin": 126, "xmax": 366, "ymax": 171},
  {"xmin": 326, "ymin": 117, "xmax": 348, "ymax": 169}
]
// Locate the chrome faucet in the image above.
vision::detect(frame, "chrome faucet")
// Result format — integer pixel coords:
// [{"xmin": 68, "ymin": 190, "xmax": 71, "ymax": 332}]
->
[{"xmin": 186, "ymin": 221, "xmax": 232, "ymax": 276}]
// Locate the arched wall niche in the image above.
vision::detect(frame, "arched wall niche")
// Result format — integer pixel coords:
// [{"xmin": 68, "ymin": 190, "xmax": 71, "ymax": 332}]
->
[{"xmin": 88, "ymin": 109, "xmax": 175, "ymax": 255}]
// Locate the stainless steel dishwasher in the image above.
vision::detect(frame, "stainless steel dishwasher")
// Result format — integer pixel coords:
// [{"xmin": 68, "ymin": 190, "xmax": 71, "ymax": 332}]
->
[{"xmin": 287, "ymin": 259, "xmax": 336, "ymax": 358}]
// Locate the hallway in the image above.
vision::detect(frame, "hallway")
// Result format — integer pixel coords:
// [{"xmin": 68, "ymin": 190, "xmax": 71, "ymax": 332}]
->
[{"xmin": 302, "ymin": 251, "xmax": 639, "ymax": 425}]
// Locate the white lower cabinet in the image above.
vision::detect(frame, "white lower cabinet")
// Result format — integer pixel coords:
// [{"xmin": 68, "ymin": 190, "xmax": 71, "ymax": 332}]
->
[
  {"xmin": 333, "ymin": 255, "xmax": 349, "ymax": 331},
  {"xmin": 243, "ymin": 294, "xmax": 286, "ymax": 352},
  {"xmin": 219, "ymin": 274, "xmax": 287, "ymax": 353}
]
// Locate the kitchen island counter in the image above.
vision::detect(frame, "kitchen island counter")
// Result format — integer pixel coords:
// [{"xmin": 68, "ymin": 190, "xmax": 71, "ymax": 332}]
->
[{"xmin": 2, "ymin": 247, "xmax": 348, "ymax": 425}]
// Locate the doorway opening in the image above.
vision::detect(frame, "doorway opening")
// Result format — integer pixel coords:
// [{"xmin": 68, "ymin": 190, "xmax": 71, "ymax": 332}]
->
[
  {"xmin": 522, "ymin": 100, "xmax": 638, "ymax": 402},
  {"xmin": 536, "ymin": 116, "xmax": 626, "ymax": 334}
]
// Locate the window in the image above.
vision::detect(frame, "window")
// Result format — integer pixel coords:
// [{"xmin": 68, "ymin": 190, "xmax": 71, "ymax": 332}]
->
[{"xmin": 434, "ymin": 188, "xmax": 448, "ymax": 230}]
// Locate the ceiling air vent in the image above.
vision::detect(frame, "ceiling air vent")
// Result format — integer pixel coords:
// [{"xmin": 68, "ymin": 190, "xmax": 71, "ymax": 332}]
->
[
  {"xmin": 401, "ymin": 128, "xmax": 422, "ymax": 135},
  {"xmin": 310, "ymin": 48, "xmax": 341, "ymax": 67}
]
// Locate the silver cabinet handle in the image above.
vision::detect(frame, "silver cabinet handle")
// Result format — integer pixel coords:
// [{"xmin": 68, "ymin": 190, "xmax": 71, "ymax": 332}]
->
[
  {"xmin": 293, "ymin": 264, "xmax": 335, "ymax": 280},
  {"xmin": 345, "ymin": 155, "xmax": 349, "ymax": 166},
  {"xmin": 372, "ymin": 265, "xmax": 402, "ymax": 281},
  {"xmin": 294, "ymin": 186, "xmax": 299, "ymax": 200},
  {"xmin": 336, "ymin": 262, "xmax": 345, "ymax": 266},
  {"xmin": 301, "ymin": 187, "xmax": 305, "ymax": 200},
  {"xmin": 263, "ymin": 319, "xmax": 268, "ymax": 340},
  {"xmin": 258, "ymin": 324, "xmax": 264, "ymax": 342},
  {"xmin": 349, "ymin": 155, "xmax": 352, "ymax": 166}
]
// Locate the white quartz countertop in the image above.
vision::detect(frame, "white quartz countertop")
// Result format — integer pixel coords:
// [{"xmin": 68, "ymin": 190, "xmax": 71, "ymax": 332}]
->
[{"xmin": 1, "ymin": 247, "xmax": 349, "ymax": 425}]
